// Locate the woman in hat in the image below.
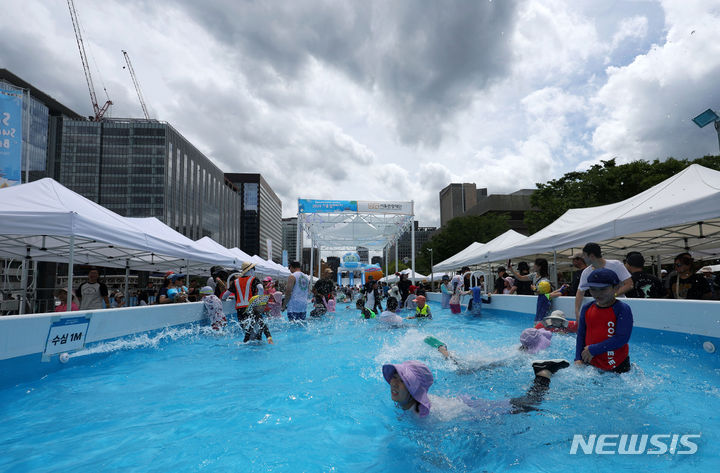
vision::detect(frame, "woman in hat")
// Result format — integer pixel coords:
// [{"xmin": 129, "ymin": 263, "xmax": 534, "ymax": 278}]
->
[
  {"xmin": 222, "ymin": 262, "xmax": 261, "ymax": 338},
  {"xmin": 383, "ymin": 359, "xmax": 569, "ymax": 418},
  {"xmin": 54, "ymin": 288, "xmax": 79, "ymax": 312}
]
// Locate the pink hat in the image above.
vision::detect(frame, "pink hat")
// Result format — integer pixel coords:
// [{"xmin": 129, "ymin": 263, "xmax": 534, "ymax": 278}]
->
[
  {"xmin": 382, "ymin": 361, "xmax": 433, "ymax": 417},
  {"xmin": 520, "ymin": 328, "xmax": 552, "ymax": 354},
  {"xmin": 263, "ymin": 276, "xmax": 273, "ymax": 283}
]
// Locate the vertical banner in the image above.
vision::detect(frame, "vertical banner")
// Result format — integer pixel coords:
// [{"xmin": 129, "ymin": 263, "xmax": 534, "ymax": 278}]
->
[
  {"xmin": 266, "ymin": 238, "xmax": 272, "ymax": 261},
  {"xmin": 282, "ymin": 250, "xmax": 288, "ymax": 267},
  {"xmin": 0, "ymin": 88, "xmax": 23, "ymax": 188}
]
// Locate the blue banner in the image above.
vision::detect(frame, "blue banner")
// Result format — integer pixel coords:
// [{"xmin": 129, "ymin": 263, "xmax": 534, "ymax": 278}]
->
[
  {"xmin": 298, "ymin": 199, "xmax": 358, "ymax": 213},
  {"xmin": 0, "ymin": 88, "xmax": 23, "ymax": 187}
]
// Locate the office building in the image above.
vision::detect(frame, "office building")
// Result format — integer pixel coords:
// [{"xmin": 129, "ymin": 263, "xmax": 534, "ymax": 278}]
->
[
  {"xmin": 439, "ymin": 183, "xmax": 481, "ymax": 227},
  {"xmin": 225, "ymin": 173, "xmax": 282, "ymax": 262},
  {"xmin": 0, "ymin": 69, "xmax": 84, "ymax": 183},
  {"xmin": 57, "ymin": 118, "xmax": 242, "ymax": 247},
  {"xmin": 356, "ymin": 246, "xmax": 369, "ymax": 264},
  {"xmin": 282, "ymin": 217, "xmax": 298, "ymax": 263}
]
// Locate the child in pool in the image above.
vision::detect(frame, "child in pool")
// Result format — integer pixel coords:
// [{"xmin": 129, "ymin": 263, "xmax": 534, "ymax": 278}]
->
[
  {"xmin": 323, "ymin": 293, "xmax": 336, "ymax": 313},
  {"xmin": 199, "ymin": 286, "xmax": 227, "ymax": 330},
  {"xmin": 357, "ymin": 297, "xmax": 376, "ymax": 319},
  {"xmin": 383, "ymin": 359, "xmax": 569, "ymax": 418},
  {"xmin": 267, "ymin": 291, "xmax": 283, "ymax": 318},
  {"xmin": 466, "ymin": 286, "xmax": 491, "ymax": 316},
  {"xmin": 406, "ymin": 295, "xmax": 431, "ymax": 319},
  {"xmin": 241, "ymin": 295, "xmax": 274, "ymax": 344},
  {"xmin": 379, "ymin": 297, "xmax": 403, "ymax": 327}
]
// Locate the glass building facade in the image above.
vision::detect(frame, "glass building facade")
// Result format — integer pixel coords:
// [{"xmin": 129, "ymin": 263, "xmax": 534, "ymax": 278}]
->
[
  {"xmin": 225, "ymin": 173, "xmax": 282, "ymax": 262},
  {"xmin": 282, "ymin": 217, "xmax": 298, "ymax": 263},
  {"xmin": 58, "ymin": 118, "xmax": 242, "ymax": 247}
]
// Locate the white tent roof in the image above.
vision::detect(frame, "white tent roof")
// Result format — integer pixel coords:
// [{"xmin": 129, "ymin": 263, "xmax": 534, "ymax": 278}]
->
[
  {"xmin": 380, "ymin": 268, "xmax": 428, "ymax": 283},
  {"xmin": 0, "ymin": 179, "xmax": 236, "ymax": 271},
  {"xmin": 432, "ymin": 242, "xmax": 485, "ymax": 272},
  {"xmin": 476, "ymin": 164, "xmax": 720, "ymax": 263},
  {"xmin": 445, "ymin": 229, "xmax": 528, "ymax": 269},
  {"xmin": 301, "ymin": 212, "xmax": 414, "ymax": 250}
]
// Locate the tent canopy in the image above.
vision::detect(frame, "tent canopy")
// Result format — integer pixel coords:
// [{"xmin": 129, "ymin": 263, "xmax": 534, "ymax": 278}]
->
[
  {"xmin": 460, "ymin": 164, "xmax": 720, "ymax": 265},
  {"xmin": 435, "ymin": 229, "xmax": 527, "ymax": 271},
  {"xmin": 0, "ymin": 179, "xmax": 238, "ymax": 271},
  {"xmin": 432, "ymin": 242, "xmax": 485, "ymax": 272}
]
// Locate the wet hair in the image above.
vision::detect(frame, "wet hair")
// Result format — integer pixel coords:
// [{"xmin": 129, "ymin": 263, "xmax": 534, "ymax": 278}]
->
[
  {"xmin": 582, "ymin": 243, "xmax": 602, "ymax": 258},
  {"xmin": 534, "ymin": 258, "xmax": 549, "ymax": 277},
  {"xmin": 386, "ymin": 297, "xmax": 398, "ymax": 311},
  {"xmin": 289, "ymin": 261, "xmax": 301, "ymax": 270}
]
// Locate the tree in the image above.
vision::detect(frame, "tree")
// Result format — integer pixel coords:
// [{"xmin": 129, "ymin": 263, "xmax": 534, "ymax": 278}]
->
[
  {"xmin": 417, "ymin": 213, "xmax": 511, "ymax": 271},
  {"xmin": 525, "ymin": 155, "xmax": 720, "ymax": 234}
]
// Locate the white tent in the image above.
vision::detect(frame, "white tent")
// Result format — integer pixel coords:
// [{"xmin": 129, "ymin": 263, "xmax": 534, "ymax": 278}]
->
[
  {"xmin": 447, "ymin": 229, "xmax": 528, "ymax": 268},
  {"xmin": 432, "ymin": 242, "xmax": 485, "ymax": 272},
  {"xmin": 480, "ymin": 164, "xmax": 720, "ymax": 263},
  {"xmin": 380, "ymin": 268, "xmax": 428, "ymax": 283}
]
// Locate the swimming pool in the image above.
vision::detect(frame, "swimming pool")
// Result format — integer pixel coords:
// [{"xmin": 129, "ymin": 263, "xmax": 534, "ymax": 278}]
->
[{"xmin": 1, "ymin": 303, "xmax": 719, "ymax": 472}]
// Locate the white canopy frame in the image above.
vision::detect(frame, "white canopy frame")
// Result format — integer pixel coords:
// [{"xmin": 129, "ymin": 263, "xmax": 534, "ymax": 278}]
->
[{"xmin": 297, "ymin": 199, "xmax": 415, "ymax": 284}]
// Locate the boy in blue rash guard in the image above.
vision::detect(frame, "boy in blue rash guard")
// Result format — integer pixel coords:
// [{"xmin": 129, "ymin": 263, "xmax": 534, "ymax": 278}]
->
[
  {"xmin": 575, "ymin": 268, "xmax": 633, "ymax": 373},
  {"xmin": 467, "ymin": 286, "xmax": 491, "ymax": 316}
]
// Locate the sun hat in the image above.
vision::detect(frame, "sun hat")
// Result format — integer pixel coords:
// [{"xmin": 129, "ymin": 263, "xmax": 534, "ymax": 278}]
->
[
  {"xmin": 441, "ymin": 275, "xmax": 450, "ymax": 281},
  {"xmin": 520, "ymin": 328, "xmax": 552, "ymax": 354},
  {"xmin": 586, "ymin": 268, "xmax": 620, "ymax": 287},
  {"xmin": 413, "ymin": 295, "xmax": 426, "ymax": 303},
  {"xmin": 168, "ymin": 273, "xmax": 186, "ymax": 281},
  {"xmin": 263, "ymin": 276, "xmax": 273, "ymax": 282},
  {"xmin": 164, "ymin": 271, "xmax": 175, "ymax": 278},
  {"xmin": 199, "ymin": 286, "xmax": 213, "ymax": 295},
  {"xmin": 504, "ymin": 277, "xmax": 514, "ymax": 286},
  {"xmin": 544, "ymin": 310, "xmax": 569, "ymax": 327},
  {"xmin": 382, "ymin": 361, "xmax": 434, "ymax": 417},
  {"xmin": 239, "ymin": 262, "xmax": 257, "ymax": 275}
]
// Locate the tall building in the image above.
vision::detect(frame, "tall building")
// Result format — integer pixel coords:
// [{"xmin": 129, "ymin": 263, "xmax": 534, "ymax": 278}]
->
[
  {"xmin": 439, "ymin": 183, "xmax": 480, "ymax": 227},
  {"xmin": 1, "ymin": 69, "xmax": 84, "ymax": 183},
  {"xmin": 356, "ymin": 246, "xmax": 369, "ymax": 264},
  {"xmin": 225, "ymin": 173, "xmax": 282, "ymax": 262},
  {"xmin": 282, "ymin": 217, "xmax": 298, "ymax": 263},
  {"xmin": 301, "ymin": 247, "xmax": 319, "ymax": 274},
  {"xmin": 388, "ymin": 221, "xmax": 437, "ymax": 264},
  {"xmin": 58, "ymin": 118, "xmax": 242, "ymax": 247}
]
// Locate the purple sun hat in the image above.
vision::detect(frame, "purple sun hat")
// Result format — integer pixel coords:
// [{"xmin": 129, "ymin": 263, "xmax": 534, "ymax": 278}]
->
[
  {"xmin": 520, "ymin": 328, "xmax": 552, "ymax": 354},
  {"xmin": 382, "ymin": 360, "xmax": 434, "ymax": 417}
]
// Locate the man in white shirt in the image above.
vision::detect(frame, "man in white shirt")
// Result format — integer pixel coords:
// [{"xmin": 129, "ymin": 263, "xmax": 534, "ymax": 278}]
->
[{"xmin": 574, "ymin": 242, "xmax": 632, "ymax": 317}]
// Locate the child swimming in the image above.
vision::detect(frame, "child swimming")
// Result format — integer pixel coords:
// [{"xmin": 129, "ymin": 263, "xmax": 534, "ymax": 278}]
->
[
  {"xmin": 406, "ymin": 295, "xmax": 432, "ymax": 319},
  {"xmin": 382, "ymin": 359, "xmax": 569, "ymax": 418}
]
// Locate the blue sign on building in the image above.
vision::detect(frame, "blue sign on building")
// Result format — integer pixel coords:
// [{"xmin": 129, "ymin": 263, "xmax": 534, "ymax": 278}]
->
[
  {"xmin": 0, "ymin": 88, "xmax": 23, "ymax": 187},
  {"xmin": 298, "ymin": 199, "xmax": 358, "ymax": 213}
]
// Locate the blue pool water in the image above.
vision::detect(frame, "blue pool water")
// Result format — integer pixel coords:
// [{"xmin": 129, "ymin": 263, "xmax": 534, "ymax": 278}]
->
[{"xmin": 1, "ymin": 303, "xmax": 719, "ymax": 472}]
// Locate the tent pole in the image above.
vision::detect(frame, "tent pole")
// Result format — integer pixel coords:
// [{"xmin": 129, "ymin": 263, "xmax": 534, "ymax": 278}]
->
[
  {"xmin": 394, "ymin": 242, "xmax": 398, "ymax": 274},
  {"xmin": 19, "ymin": 246, "xmax": 30, "ymax": 315},
  {"xmin": 124, "ymin": 260, "xmax": 130, "ymax": 305},
  {"xmin": 553, "ymin": 250, "xmax": 558, "ymax": 288},
  {"xmin": 411, "ymin": 204, "xmax": 416, "ymax": 282},
  {"xmin": 308, "ymin": 238, "xmax": 315, "ymax": 296},
  {"xmin": 317, "ymin": 245, "xmax": 321, "ymax": 281},
  {"xmin": 296, "ymin": 212, "xmax": 302, "ymax": 268},
  {"xmin": 656, "ymin": 252, "xmax": 661, "ymax": 277},
  {"xmin": 385, "ymin": 246, "xmax": 388, "ymax": 282},
  {"xmin": 67, "ymin": 235, "xmax": 75, "ymax": 312}
]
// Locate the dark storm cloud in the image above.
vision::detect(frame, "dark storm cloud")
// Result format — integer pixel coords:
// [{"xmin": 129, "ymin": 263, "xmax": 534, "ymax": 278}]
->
[{"xmin": 167, "ymin": 0, "xmax": 520, "ymax": 146}]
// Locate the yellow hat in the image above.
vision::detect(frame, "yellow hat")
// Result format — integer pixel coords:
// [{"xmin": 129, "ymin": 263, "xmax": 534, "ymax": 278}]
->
[{"xmin": 536, "ymin": 280, "xmax": 552, "ymax": 294}]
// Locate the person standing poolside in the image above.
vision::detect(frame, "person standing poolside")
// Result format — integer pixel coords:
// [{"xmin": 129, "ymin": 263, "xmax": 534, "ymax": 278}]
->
[
  {"xmin": 382, "ymin": 359, "xmax": 570, "ymax": 419},
  {"xmin": 397, "ymin": 273, "xmax": 412, "ymax": 304},
  {"xmin": 507, "ymin": 258, "xmax": 551, "ymax": 294},
  {"xmin": 667, "ymin": 252, "xmax": 712, "ymax": 300},
  {"xmin": 54, "ymin": 288, "xmax": 79, "ymax": 312},
  {"xmin": 76, "ymin": 268, "xmax": 110, "ymax": 310},
  {"xmin": 282, "ymin": 261, "xmax": 310, "ymax": 321},
  {"xmin": 574, "ymin": 242, "xmax": 632, "ymax": 318},
  {"xmin": 512, "ymin": 262, "xmax": 534, "ymax": 295},
  {"xmin": 623, "ymin": 251, "xmax": 666, "ymax": 299},
  {"xmin": 575, "ymin": 268, "xmax": 633, "ymax": 373}
]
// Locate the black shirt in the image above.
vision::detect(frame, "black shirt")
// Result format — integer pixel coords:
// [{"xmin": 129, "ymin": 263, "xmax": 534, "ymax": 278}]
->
[
  {"xmin": 626, "ymin": 271, "xmax": 666, "ymax": 298},
  {"xmin": 515, "ymin": 279, "xmax": 534, "ymax": 295},
  {"xmin": 669, "ymin": 273, "xmax": 711, "ymax": 300},
  {"xmin": 397, "ymin": 279, "xmax": 411, "ymax": 301}
]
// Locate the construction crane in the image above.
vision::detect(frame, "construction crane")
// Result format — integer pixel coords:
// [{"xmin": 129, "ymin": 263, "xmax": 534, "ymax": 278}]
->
[
  {"xmin": 67, "ymin": 0, "xmax": 112, "ymax": 121},
  {"xmin": 122, "ymin": 50, "xmax": 150, "ymax": 119}
]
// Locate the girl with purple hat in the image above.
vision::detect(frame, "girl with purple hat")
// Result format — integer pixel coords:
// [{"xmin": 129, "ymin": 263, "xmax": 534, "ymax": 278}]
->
[{"xmin": 383, "ymin": 359, "xmax": 569, "ymax": 418}]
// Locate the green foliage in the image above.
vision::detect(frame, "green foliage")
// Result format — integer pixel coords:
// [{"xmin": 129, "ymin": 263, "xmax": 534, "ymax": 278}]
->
[
  {"xmin": 525, "ymin": 155, "xmax": 720, "ymax": 234},
  {"xmin": 416, "ymin": 213, "xmax": 511, "ymax": 271}
]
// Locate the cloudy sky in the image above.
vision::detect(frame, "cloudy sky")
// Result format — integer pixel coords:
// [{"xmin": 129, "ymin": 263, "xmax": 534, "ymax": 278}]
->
[{"xmin": 2, "ymin": 0, "xmax": 720, "ymax": 227}]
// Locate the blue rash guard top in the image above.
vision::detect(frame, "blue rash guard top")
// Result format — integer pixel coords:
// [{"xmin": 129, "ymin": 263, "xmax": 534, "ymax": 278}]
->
[{"xmin": 575, "ymin": 299, "xmax": 633, "ymax": 371}]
